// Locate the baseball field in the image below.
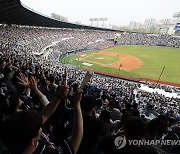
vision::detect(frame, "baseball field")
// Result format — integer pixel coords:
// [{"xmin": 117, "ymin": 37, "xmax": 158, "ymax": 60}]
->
[{"xmin": 61, "ymin": 45, "xmax": 180, "ymax": 85}]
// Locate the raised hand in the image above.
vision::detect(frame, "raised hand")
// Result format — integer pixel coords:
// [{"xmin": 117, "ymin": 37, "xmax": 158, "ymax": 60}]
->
[
  {"xmin": 56, "ymin": 85, "xmax": 69, "ymax": 99},
  {"xmin": 115, "ymin": 127, "xmax": 125, "ymax": 136},
  {"xmin": 16, "ymin": 72, "xmax": 29, "ymax": 88},
  {"xmin": 29, "ymin": 76, "xmax": 38, "ymax": 91},
  {"xmin": 73, "ymin": 89, "xmax": 83, "ymax": 107}
]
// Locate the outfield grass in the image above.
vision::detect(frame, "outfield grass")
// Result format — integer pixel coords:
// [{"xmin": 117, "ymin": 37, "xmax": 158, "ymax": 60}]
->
[{"xmin": 62, "ymin": 45, "xmax": 180, "ymax": 84}]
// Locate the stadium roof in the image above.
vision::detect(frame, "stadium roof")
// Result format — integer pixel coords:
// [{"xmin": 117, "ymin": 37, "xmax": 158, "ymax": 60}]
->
[{"xmin": 0, "ymin": 0, "xmax": 117, "ymax": 31}]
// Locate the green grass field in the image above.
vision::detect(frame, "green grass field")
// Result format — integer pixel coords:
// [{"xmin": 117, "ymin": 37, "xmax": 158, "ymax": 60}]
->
[{"xmin": 62, "ymin": 45, "xmax": 180, "ymax": 84}]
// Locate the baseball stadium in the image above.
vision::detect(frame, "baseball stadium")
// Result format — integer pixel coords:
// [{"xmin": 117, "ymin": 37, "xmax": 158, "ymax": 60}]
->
[
  {"xmin": 0, "ymin": 0, "xmax": 180, "ymax": 154},
  {"xmin": 62, "ymin": 45, "xmax": 180, "ymax": 85}
]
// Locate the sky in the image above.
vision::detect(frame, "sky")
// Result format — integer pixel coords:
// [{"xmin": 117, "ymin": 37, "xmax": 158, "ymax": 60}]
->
[{"xmin": 21, "ymin": 0, "xmax": 180, "ymax": 27}]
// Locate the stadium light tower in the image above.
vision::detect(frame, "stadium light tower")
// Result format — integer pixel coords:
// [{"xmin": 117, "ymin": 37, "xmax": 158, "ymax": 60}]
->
[
  {"xmin": 96, "ymin": 18, "xmax": 99, "ymax": 26},
  {"xmin": 99, "ymin": 18, "xmax": 103, "ymax": 27},
  {"xmin": 89, "ymin": 18, "xmax": 93, "ymax": 26},
  {"xmin": 89, "ymin": 18, "xmax": 108, "ymax": 27},
  {"xmin": 93, "ymin": 18, "xmax": 98, "ymax": 26},
  {"xmin": 103, "ymin": 18, "xmax": 108, "ymax": 27}
]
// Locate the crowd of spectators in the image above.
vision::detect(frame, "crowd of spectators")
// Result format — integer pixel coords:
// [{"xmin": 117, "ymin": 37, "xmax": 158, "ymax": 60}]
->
[
  {"xmin": 0, "ymin": 24, "xmax": 179, "ymax": 154},
  {"xmin": 117, "ymin": 32, "xmax": 180, "ymax": 48}
]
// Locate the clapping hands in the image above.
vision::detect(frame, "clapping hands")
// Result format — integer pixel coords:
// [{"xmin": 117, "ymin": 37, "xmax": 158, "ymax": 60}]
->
[{"xmin": 17, "ymin": 72, "xmax": 38, "ymax": 91}]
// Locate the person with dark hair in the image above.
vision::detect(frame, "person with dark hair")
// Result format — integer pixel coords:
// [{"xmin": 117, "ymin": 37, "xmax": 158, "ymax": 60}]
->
[
  {"xmin": 147, "ymin": 114, "xmax": 170, "ymax": 140},
  {"xmin": 100, "ymin": 116, "xmax": 158, "ymax": 154},
  {"xmin": 77, "ymin": 95, "xmax": 105, "ymax": 154},
  {"xmin": 162, "ymin": 120, "xmax": 180, "ymax": 153},
  {"xmin": 94, "ymin": 98, "xmax": 103, "ymax": 118},
  {"xmin": 131, "ymin": 102, "xmax": 140, "ymax": 117},
  {"xmin": 1, "ymin": 65, "xmax": 16, "ymax": 92},
  {"xmin": 47, "ymin": 75, "xmax": 58, "ymax": 101},
  {"xmin": 0, "ymin": 76, "xmax": 83, "ymax": 154},
  {"xmin": 99, "ymin": 110, "xmax": 111, "ymax": 123},
  {"xmin": 0, "ymin": 58, "xmax": 6, "ymax": 74},
  {"xmin": 108, "ymin": 100, "xmax": 121, "ymax": 121},
  {"xmin": 99, "ymin": 109, "xmax": 114, "ymax": 137},
  {"xmin": 123, "ymin": 116, "xmax": 147, "ymax": 140},
  {"xmin": 1, "ymin": 110, "xmax": 43, "ymax": 153},
  {"xmin": 7, "ymin": 92, "xmax": 23, "ymax": 113},
  {"xmin": 121, "ymin": 99, "xmax": 132, "ymax": 114}
]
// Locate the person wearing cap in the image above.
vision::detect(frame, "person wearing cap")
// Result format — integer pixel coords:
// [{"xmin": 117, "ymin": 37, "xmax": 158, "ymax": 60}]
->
[{"xmin": 0, "ymin": 76, "xmax": 83, "ymax": 154}]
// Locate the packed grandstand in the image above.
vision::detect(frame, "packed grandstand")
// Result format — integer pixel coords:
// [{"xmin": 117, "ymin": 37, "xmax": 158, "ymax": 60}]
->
[{"xmin": 0, "ymin": 0, "xmax": 180, "ymax": 154}]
